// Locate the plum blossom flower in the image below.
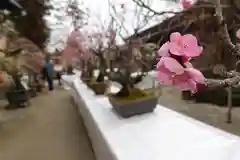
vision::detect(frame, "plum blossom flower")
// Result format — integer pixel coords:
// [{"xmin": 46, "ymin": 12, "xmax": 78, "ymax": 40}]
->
[
  {"xmin": 156, "ymin": 57, "xmax": 206, "ymax": 93},
  {"xmin": 168, "ymin": 32, "xmax": 202, "ymax": 57},
  {"xmin": 181, "ymin": 0, "xmax": 192, "ymax": 8},
  {"xmin": 157, "ymin": 32, "xmax": 202, "ymax": 58},
  {"xmin": 157, "ymin": 42, "xmax": 191, "ymax": 65},
  {"xmin": 156, "ymin": 32, "xmax": 205, "ymax": 93}
]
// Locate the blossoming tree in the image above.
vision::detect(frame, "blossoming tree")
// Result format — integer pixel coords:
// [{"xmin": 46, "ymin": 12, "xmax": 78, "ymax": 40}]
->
[{"xmin": 99, "ymin": 0, "xmax": 159, "ymax": 97}]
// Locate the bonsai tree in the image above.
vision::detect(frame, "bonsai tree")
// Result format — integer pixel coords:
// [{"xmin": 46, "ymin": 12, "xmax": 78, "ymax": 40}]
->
[
  {"xmin": 88, "ymin": 32, "xmax": 108, "ymax": 83},
  {"xmin": 1, "ymin": 49, "xmax": 23, "ymax": 88},
  {"xmin": 62, "ymin": 30, "xmax": 93, "ymax": 80},
  {"xmin": 64, "ymin": 30, "xmax": 109, "ymax": 84},
  {"xmin": 99, "ymin": 4, "xmax": 158, "ymax": 99},
  {"xmin": 104, "ymin": 40, "xmax": 158, "ymax": 117},
  {"xmin": 0, "ymin": 12, "xmax": 24, "ymax": 89},
  {"xmin": 107, "ymin": 41, "xmax": 157, "ymax": 98},
  {"xmin": 0, "ymin": 11, "xmax": 30, "ymax": 108}
]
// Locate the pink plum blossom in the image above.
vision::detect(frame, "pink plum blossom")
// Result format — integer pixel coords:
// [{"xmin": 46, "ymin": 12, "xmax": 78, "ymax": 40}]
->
[
  {"xmin": 157, "ymin": 42, "xmax": 170, "ymax": 57},
  {"xmin": 181, "ymin": 0, "xmax": 192, "ymax": 8},
  {"xmin": 156, "ymin": 32, "xmax": 205, "ymax": 93},
  {"xmin": 156, "ymin": 57, "xmax": 206, "ymax": 93},
  {"xmin": 168, "ymin": 32, "xmax": 202, "ymax": 57},
  {"xmin": 157, "ymin": 32, "xmax": 202, "ymax": 59},
  {"xmin": 157, "ymin": 43, "xmax": 191, "ymax": 65}
]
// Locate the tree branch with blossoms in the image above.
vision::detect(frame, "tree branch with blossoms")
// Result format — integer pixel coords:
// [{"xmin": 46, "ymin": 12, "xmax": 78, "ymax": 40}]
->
[{"xmin": 127, "ymin": 0, "xmax": 240, "ymax": 123}]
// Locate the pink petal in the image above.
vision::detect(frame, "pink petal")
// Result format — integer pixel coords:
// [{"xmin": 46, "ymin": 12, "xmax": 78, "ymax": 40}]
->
[
  {"xmin": 156, "ymin": 61, "xmax": 173, "ymax": 85},
  {"xmin": 187, "ymin": 46, "xmax": 202, "ymax": 57},
  {"xmin": 182, "ymin": 34, "xmax": 201, "ymax": 57},
  {"xmin": 184, "ymin": 46, "xmax": 202, "ymax": 57},
  {"xmin": 157, "ymin": 69, "xmax": 173, "ymax": 85},
  {"xmin": 185, "ymin": 80, "xmax": 197, "ymax": 93},
  {"xmin": 161, "ymin": 57, "xmax": 184, "ymax": 74},
  {"xmin": 156, "ymin": 58, "xmax": 164, "ymax": 69},
  {"xmin": 170, "ymin": 32, "xmax": 181, "ymax": 42},
  {"xmin": 184, "ymin": 61, "xmax": 193, "ymax": 68},
  {"xmin": 182, "ymin": 34, "xmax": 198, "ymax": 46},
  {"xmin": 169, "ymin": 42, "xmax": 182, "ymax": 56},
  {"xmin": 185, "ymin": 68, "xmax": 206, "ymax": 84},
  {"xmin": 157, "ymin": 42, "xmax": 170, "ymax": 57},
  {"xmin": 175, "ymin": 78, "xmax": 197, "ymax": 93},
  {"xmin": 181, "ymin": 0, "xmax": 192, "ymax": 8}
]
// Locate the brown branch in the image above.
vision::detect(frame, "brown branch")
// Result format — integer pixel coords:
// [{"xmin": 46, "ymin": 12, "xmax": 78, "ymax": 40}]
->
[{"xmin": 132, "ymin": 0, "xmax": 230, "ymax": 16}]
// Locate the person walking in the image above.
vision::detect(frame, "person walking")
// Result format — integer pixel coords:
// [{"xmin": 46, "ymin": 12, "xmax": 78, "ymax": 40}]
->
[{"xmin": 42, "ymin": 59, "xmax": 54, "ymax": 91}]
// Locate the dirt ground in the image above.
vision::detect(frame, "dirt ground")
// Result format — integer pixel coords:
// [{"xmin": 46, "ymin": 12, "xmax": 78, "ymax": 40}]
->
[
  {"xmin": 158, "ymin": 86, "xmax": 240, "ymax": 136},
  {"xmin": 0, "ymin": 88, "xmax": 95, "ymax": 160}
]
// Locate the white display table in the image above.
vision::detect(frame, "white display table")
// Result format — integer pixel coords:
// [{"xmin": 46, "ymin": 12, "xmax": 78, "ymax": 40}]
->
[{"xmin": 63, "ymin": 75, "xmax": 240, "ymax": 160}]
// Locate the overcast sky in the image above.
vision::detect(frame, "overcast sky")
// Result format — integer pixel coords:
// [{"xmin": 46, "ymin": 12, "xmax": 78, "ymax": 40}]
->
[{"xmin": 45, "ymin": 0, "xmax": 183, "ymax": 52}]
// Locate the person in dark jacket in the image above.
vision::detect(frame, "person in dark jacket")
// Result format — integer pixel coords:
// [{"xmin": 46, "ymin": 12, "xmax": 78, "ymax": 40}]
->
[{"xmin": 42, "ymin": 60, "xmax": 54, "ymax": 91}]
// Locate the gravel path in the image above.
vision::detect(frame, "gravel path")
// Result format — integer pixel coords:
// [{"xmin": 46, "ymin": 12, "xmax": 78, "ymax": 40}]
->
[{"xmin": 0, "ymin": 89, "xmax": 95, "ymax": 160}]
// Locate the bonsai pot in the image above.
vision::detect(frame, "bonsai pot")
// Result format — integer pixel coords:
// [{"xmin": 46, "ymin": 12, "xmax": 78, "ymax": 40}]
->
[
  {"xmin": 5, "ymin": 89, "xmax": 29, "ymax": 109},
  {"xmin": 108, "ymin": 93, "xmax": 157, "ymax": 118},
  {"xmin": 88, "ymin": 82, "xmax": 107, "ymax": 95}
]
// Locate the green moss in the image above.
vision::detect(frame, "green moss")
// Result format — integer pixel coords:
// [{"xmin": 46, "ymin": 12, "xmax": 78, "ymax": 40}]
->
[{"xmin": 109, "ymin": 88, "xmax": 155, "ymax": 102}]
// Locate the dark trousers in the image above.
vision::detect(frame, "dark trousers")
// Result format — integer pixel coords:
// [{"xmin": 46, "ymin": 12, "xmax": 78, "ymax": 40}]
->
[{"xmin": 46, "ymin": 75, "xmax": 53, "ymax": 91}]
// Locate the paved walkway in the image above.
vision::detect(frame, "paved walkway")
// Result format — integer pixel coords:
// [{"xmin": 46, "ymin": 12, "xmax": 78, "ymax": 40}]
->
[{"xmin": 0, "ymin": 89, "xmax": 95, "ymax": 160}]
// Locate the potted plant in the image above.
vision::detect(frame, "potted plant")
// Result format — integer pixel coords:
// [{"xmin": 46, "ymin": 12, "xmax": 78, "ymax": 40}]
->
[
  {"xmin": 84, "ymin": 32, "xmax": 110, "ymax": 95},
  {"xmin": 64, "ymin": 30, "xmax": 108, "ymax": 94},
  {"xmin": 0, "ymin": 11, "xmax": 29, "ymax": 109},
  {"xmin": 106, "ymin": 43, "xmax": 158, "ymax": 118},
  {"xmin": 1, "ymin": 48, "xmax": 29, "ymax": 109},
  {"xmin": 89, "ymin": 48, "xmax": 108, "ymax": 95}
]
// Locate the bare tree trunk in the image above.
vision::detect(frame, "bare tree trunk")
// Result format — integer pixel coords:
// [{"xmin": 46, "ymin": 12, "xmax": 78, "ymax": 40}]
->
[
  {"xmin": 214, "ymin": 0, "xmax": 237, "ymax": 55},
  {"xmin": 116, "ymin": 84, "xmax": 131, "ymax": 97},
  {"xmin": 96, "ymin": 56, "xmax": 106, "ymax": 82}
]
